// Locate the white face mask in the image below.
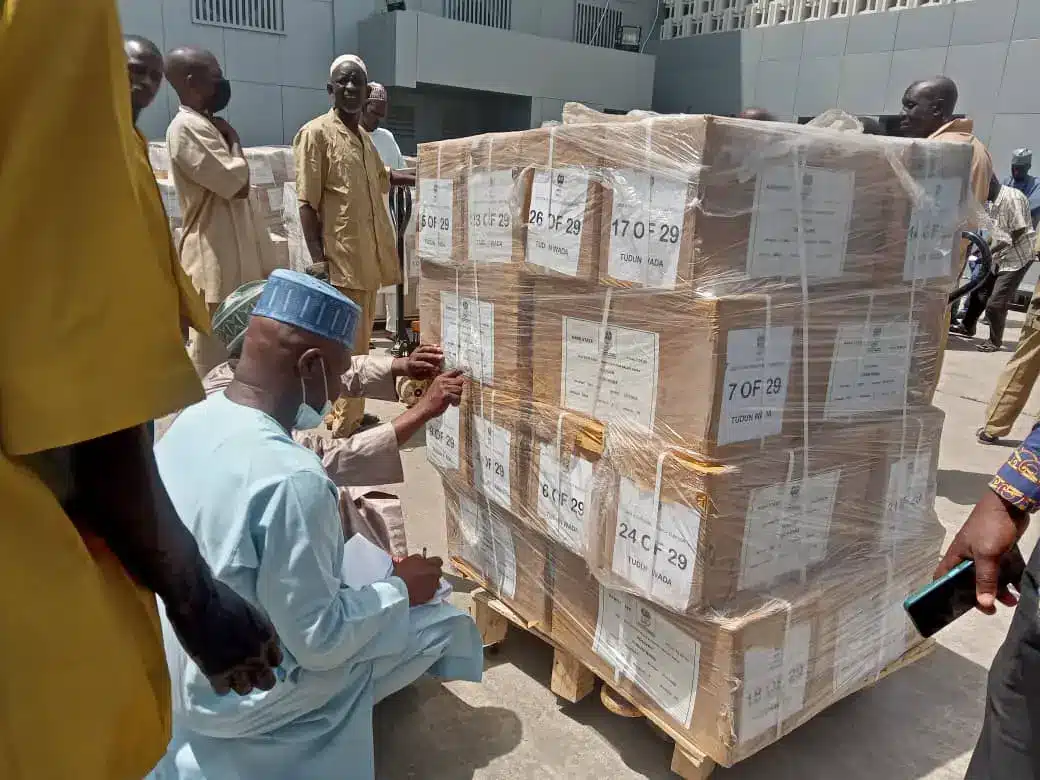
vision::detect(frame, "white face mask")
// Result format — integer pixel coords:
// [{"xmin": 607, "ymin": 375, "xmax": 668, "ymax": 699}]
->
[{"xmin": 293, "ymin": 357, "xmax": 332, "ymax": 431}]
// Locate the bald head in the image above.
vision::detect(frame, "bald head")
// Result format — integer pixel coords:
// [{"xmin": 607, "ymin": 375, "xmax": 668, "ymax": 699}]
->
[
  {"xmin": 124, "ymin": 35, "xmax": 163, "ymax": 122},
  {"xmin": 900, "ymin": 76, "xmax": 959, "ymax": 138},
  {"xmin": 229, "ymin": 316, "xmax": 350, "ymax": 432},
  {"xmin": 165, "ymin": 46, "xmax": 229, "ymax": 114},
  {"xmin": 738, "ymin": 107, "xmax": 777, "ymax": 122}
]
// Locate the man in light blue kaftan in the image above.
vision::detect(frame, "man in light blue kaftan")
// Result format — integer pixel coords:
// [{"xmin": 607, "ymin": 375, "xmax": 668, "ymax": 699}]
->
[{"xmin": 148, "ymin": 270, "xmax": 483, "ymax": 780}]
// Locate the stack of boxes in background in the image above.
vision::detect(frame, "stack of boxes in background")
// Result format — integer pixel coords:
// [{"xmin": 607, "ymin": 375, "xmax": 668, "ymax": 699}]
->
[{"xmin": 418, "ymin": 109, "xmax": 973, "ymax": 767}]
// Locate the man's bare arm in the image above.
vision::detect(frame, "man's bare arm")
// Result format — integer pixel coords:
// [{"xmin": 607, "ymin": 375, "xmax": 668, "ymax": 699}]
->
[{"xmin": 299, "ymin": 203, "xmax": 325, "ymax": 264}]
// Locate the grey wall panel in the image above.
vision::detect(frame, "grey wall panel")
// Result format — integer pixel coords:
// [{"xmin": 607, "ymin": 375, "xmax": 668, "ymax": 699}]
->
[
  {"xmin": 884, "ymin": 47, "xmax": 949, "ymax": 114},
  {"xmin": 1013, "ymin": 0, "xmax": 1040, "ymax": 40},
  {"xmin": 161, "ymin": 0, "xmax": 225, "ymax": 55},
  {"xmin": 755, "ymin": 58, "xmax": 799, "ymax": 118},
  {"xmin": 988, "ymin": 113, "xmax": 1040, "ymax": 177},
  {"xmin": 762, "ymin": 22, "xmax": 805, "ymax": 61},
  {"xmin": 227, "ymin": 81, "xmax": 284, "ymax": 146},
  {"xmin": 117, "ymin": 0, "xmax": 165, "ymax": 46},
  {"xmin": 846, "ymin": 10, "xmax": 898, "ymax": 55},
  {"xmin": 332, "ymin": 0, "xmax": 382, "ymax": 55},
  {"xmin": 651, "ymin": 32, "xmax": 747, "ymax": 114},
  {"xmin": 279, "ymin": 1, "xmax": 335, "ymax": 89},
  {"xmin": 944, "ymin": 42, "xmax": 1011, "ymax": 118},
  {"xmin": 282, "ymin": 86, "xmax": 332, "ymax": 144},
  {"xmin": 796, "ymin": 57, "xmax": 841, "ymax": 117},
  {"xmin": 893, "ymin": 4, "xmax": 954, "ymax": 51},
  {"xmin": 802, "ymin": 17, "xmax": 850, "ymax": 58},
  {"xmin": 998, "ymin": 38, "xmax": 1040, "ymax": 114},
  {"xmin": 223, "ymin": 28, "xmax": 283, "ymax": 87},
  {"xmin": 950, "ymin": 0, "xmax": 1018, "ymax": 46},
  {"xmin": 838, "ymin": 51, "xmax": 892, "ymax": 115}
]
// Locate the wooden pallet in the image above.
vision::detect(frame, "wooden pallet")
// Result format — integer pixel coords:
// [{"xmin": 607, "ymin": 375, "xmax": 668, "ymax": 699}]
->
[{"xmin": 456, "ymin": 557, "xmax": 935, "ymax": 780}]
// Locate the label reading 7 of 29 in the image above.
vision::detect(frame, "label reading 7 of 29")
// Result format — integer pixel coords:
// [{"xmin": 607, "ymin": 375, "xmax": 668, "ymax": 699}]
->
[
  {"xmin": 717, "ymin": 326, "xmax": 794, "ymax": 445},
  {"xmin": 526, "ymin": 168, "xmax": 589, "ymax": 277}
]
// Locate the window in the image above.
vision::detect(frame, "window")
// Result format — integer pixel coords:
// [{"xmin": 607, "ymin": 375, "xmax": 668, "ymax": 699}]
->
[
  {"xmin": 443, "ymin": 0, "xmax": 512, "ymax": 30},
  {"xmin": 191, "ymin": 0, "xmax": 285, "ymax": 34},
  {"xmin": 575, "ymin": 2, "xmax": 623, "ymax": 48}
]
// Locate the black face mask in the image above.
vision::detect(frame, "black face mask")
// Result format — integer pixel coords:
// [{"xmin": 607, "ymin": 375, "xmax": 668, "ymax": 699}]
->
[{"xmin": 209, "ymin": 78, "xmax": 231, "ymax": 113}]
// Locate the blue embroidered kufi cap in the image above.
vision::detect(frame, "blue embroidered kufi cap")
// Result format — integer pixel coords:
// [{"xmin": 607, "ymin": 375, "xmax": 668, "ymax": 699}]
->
[{"xmin": 251, "ymin": 270, "xmax": 360, "ymax": 346}]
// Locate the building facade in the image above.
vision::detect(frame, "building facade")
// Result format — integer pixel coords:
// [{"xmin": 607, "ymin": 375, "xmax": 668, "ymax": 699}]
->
[
  {"xmin": 118, "ymin": 0, "xmax": 657, "ymax": 151},
  {"xmin": 650, "ymin": 0, "xmax": 1040, "ymax": 171}
]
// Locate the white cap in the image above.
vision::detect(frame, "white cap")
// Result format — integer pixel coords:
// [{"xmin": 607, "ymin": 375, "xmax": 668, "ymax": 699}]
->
[{"xmin": 329, "ymin": 54, "xmax": 368, "ymax": 78}]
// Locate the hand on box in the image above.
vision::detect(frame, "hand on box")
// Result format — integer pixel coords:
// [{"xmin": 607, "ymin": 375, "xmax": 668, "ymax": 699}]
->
[
  {"xmin": 393, "ymin": 553, "xmax": 443, "ymax": 606},
  {"xmin": 396, "ymin": 344, "xmax": 443, "ymax": 380},
  {"xmin": 414, "ymin": 370, "xmax": 464, "ymax": 421}
]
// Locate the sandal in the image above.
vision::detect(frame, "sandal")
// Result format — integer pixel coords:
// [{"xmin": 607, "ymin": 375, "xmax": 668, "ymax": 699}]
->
[
  {"xmin": 977, "ymin": 342, "xmax": 1000, "ymax": 353},
  {"xmin": 977, "ymin": 428, "xmax": 1001, "ymax": 444}
]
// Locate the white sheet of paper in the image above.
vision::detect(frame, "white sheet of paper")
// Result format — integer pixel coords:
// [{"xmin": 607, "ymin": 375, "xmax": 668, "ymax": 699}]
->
[{"xmin": 341, "ymin": 535, "xmax": 394, "ymax": 589}]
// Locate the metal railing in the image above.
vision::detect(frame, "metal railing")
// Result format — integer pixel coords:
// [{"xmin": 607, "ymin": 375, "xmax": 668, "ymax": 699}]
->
[
  {"xmin": 191, "ymin": 0, "xmax": 285, "ymax": 34},
  {"xmin": 443, "ymin": 0, "xmax": 512, "ymax": 30}
]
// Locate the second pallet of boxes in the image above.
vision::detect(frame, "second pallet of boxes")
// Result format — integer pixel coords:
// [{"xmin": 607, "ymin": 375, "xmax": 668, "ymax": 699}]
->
[{"xmin": 416, "ymin": 110, "xmax": 973, "ymax": 772}]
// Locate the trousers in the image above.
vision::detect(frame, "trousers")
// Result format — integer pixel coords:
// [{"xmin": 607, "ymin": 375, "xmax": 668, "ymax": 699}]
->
[
  {"xmin": 963, "ymin": 265, "xmax": 1031, "ymax": 348},
  {"xmin": 329, "ymin": 287, "xmax": 378, "ymax": 438},
  {"xmin": 984, "ymin": 303, "xmax": 1040, "ymax": 437},
  {"xmin": 966, "ymin": 539, "xmax": 1040, "ymax": 778}
]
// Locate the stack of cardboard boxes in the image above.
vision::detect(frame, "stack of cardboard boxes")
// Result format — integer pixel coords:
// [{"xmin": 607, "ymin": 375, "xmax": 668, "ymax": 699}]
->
[{"xmin": 419, "ymin": 112, "xmax": 972, "ymax": 767}]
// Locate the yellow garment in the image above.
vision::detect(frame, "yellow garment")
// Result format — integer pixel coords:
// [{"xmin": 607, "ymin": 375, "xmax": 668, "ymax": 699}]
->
[
  {"xmin": 167, "ymin": 106, "xmax": 273, "ymax": 304},
  {"xmin": 929, "ymin": 118, "xmax": 994, "ymax": 206},
  {"xmin": 131, "ymin": 128, "xmax": 212, "ymax": 335},
  {"xmin": 984, "ymin": 281, "xmax": 1040, "ymax": 437},
  {"xmin": 293, "ymin": 110, "xmax": 401, "ymax": 291},
  {"xmin": 0, "ymin": 1, "xmax": 205, "ymax": 778}
]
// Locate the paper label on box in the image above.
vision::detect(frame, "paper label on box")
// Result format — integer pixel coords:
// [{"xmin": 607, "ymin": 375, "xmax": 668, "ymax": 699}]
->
[
  {"xmin": 418, "ymin": 178, "xmax": 454, "ymax": 261},
  {"xmin": 536, "ymin": 444, "xmax": 594, "ymax": 553},
  {"xmin": 592, "ymin": 588, "xmax": 700, "ymax": 727},
  {"xmin": 835, "ymin": 593, "xmax": 881, "ymax": 692},
  {"xmin": 825, "ymin": 321, "xmax": 914, "ymax": 419},
  {"xmin": 561, "ymin": 317, "xmax": 660, "ymax": 429},
  {"xmin": 267, "ymin": 187, "xmax": 283, "ymax": 213},
  {"xmin": 740, "ymin": 621, "xmax": 812, "ymax": 744},
  {"xmin": 526, "ymin": 168, "xmax": 589, "ymax": 276},
  {"xmin": 717, "ymin": 326, "xmax": 794, "ymax": 445},
  {"xmin": 882, "ymin": 449, "xmax": 932, "ymax": 547},
  {"xmin": 905, "ymin": 176, "xmax": 963, "ymax": 281},
  {"xmin": 468, "ymin": 170, "xmax": 515, "ymax": 264},
  {"xmin": 441, "ymin": 292, "xmax": 495, "ymax": 384},
  {"xmin": 607, "ymin": 170, "xmax": 688, "ymax": 289},
  {"xmin": 473, "ymin": 417, "xmax": 511, "ymax": 510},
  {"xmin": 457, "ymin": 495, "xmax": 517, "ymax": 599},
  {"xmin": 611, "ymin": 477, "xmax": 699, "ymax": 611},
  {"xmin": 746, "ymin": 165, "xmax": 855, "ymax": 279},
  {"xmin": 425, "ymin": 403, "xmax": 460, "ymax": 471},
  {"xmin": 248, "ymin": 156, "xmax": 276, "ymax": 186},
  {"xmin": 739, "ymin": 468, "xmax": 839, "ymax": 591}
]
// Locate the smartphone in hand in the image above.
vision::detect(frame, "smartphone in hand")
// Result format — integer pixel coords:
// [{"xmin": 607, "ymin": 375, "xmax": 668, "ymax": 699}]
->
[{"xmin": 904, "ymin": 546, "xmax": 1026, "ymax": 638}]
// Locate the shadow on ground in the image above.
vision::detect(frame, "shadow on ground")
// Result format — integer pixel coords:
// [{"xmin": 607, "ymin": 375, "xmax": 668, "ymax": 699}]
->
[
  {"xmin": 938, "ymin": 468, "xmax": 1006, "ymax": 505},
  {"xmin": 374, "ymin": 676, "xmax": 523, "ymax": 779}
]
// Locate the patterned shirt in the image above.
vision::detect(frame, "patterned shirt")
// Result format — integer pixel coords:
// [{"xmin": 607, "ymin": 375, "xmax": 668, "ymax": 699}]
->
[
  {"xmin": 990, "ymin": 185, "xmax": 1036, "ymax": 273},
  {"xmin": 991, "ymin": 423, "xmax": 1040, "ymax": 511}
]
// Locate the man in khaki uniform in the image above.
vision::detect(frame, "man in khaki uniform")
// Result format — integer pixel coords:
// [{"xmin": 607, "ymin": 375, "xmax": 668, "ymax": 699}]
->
[
  {"xmin": 293, "ymin": 54, "xmax": 412, "ymax": 437},
  {"xmin": 165, "ymin": 46, "xmax": 274, "ymax": 376},
  {"xmin": 979, "ymin": 230, "xmax": 1040, "ymax": 442}
]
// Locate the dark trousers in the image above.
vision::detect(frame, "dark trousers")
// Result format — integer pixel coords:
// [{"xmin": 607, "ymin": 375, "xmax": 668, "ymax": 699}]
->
[
  {"xmin": 966, "ymin": 540, "xmax": 1040, "ymax": 778},
  {"xmin": 962, "ymin": 265, "xmax": 1031, "ymax": 347}
]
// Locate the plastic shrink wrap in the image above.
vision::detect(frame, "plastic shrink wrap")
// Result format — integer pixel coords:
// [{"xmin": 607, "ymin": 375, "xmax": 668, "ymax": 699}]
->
[{"xmin": 419, "ymin": 109, "xmax": 979, "ymax": 767}]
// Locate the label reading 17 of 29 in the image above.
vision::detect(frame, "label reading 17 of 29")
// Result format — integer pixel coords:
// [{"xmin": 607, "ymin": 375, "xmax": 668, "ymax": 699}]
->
[{"xmin": 610, "ymin": 219, "xmax": 681, "ymax": 245}]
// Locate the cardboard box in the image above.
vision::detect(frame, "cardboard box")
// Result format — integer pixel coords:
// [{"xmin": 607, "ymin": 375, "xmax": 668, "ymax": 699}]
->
[
  {"xmin": 520, "ymin": 402, "xmax": 606, "ymax": 552},
  {"xmin": 244, "ymin": 146, "xmax": 296, "ymax": 236},
  {"xmin": 425, "ymin": 380, "xmax": 472, "ymax": 490},
  {"xmin": 466, "ymin": 131, "xmax": 527, "ymax": 267},
  {"xmin": 585, "ymin": 428, "xmax": 874, "ymax": 612},
  {"xmin": 269, "ymin": 233, "xmax": 289, "ymax": 271},
  {"xmin": 416, "ymin": 138, "xmax": 468, "ymax": 266},
  {"xmin": 444, "ymin": 481, "xmax": 551, "ymax": 630},
  {"xmin": 548, "ymin": 543, "xmax": 937, "ymax": 767},
  {"xmin": 467, "ymin": 384, "xmax": 532, "ymax": 517},
  {"xmin": 591, "ymin": 116, "xmax": 971, "ymax": 296},
  {"xmin": 530, "ymin": 279, "xmax": 947, "ymax": 459},
  {"xmin": 516, "ymin": 125, "xmax": 604, "ymax": 282},
  {"xmin": 419, "ymin": 261, "xmax": 533, "ymax": 396}
]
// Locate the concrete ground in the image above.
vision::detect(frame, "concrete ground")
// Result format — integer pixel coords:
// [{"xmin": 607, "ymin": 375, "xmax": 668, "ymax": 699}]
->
[{"xmin": 369, "ymin": 308, "xmax": 1040, "ymax": 780}]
